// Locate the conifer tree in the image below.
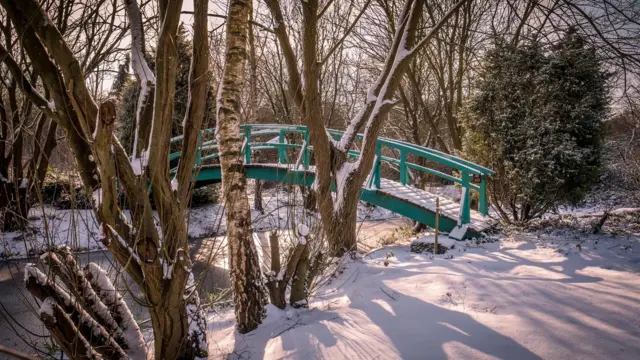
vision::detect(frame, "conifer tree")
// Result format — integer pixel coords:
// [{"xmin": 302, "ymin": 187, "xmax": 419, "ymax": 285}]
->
[{"xmin": 463, "ymin": 30, "xmax": 609, "ymax": 222}]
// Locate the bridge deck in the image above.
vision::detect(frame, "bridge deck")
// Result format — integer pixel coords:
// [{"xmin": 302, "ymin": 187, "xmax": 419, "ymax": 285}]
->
[{"xmin": 376, "ymin": 179, "xmax": 492, "ymax": 232}]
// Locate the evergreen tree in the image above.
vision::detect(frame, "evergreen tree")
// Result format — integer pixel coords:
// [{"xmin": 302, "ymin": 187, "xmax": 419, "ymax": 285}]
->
[
  {"xmin": 462, "ymin": 30, "xmax": 609, "ymax": 222},
  {"xmin": 110, "ymin": 54, "xmax": 130, "ymax": 97},
  {"xmin": 117, "ymin": 24, "xmax": 215, "ymax": 154}
]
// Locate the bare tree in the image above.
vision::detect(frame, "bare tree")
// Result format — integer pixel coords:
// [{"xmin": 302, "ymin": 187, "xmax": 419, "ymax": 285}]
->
[
  {"xmin": 0, "ymin": 0, "xmax": 129, "ymax": 231},
  {"xmin": 0, "ymin": 0, "xmax": 217, "ymax": 357},
  {"xmin": 265, "ymin": 0, "xmax": 469, "ymax": 255}
]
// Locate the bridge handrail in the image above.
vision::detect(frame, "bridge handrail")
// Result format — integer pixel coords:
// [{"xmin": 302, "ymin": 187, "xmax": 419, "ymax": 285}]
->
[
  {"xmin": 326, "ymin": 129, "xmax": 494, "ymax": 176},
  {"xmin": 168, "ymin": 124, "xmax": 493, "ymax": 221}
]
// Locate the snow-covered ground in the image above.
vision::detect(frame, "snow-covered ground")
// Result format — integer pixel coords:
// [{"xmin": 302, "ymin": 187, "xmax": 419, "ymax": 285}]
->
[
  {"xmin": 3, "ymin": 183, "xmax": 640, "ymax": 360},
  {"xmin": 206, "ymin": 232, "xmax": 640, "ymax": 359},
  {"xmin": 0, "ymin": 188, "xmax": 397, "ymax": 260}
]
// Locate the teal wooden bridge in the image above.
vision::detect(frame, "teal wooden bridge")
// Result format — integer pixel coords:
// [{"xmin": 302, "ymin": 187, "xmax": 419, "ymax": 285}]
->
[{"xmin": 169, "ymin": 124, "xmax": 495, "ymax": 237}]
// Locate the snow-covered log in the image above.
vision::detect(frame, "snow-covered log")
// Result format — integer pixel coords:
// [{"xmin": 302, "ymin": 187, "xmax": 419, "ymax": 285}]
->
[
  {"xmin": 84, "ymin": 263, "xmax": 147, "ymax": 359},
  {"xmin": 39, "ymin": 298, "xmax": 102, "ymax": 360},
  {"xmin": 24, "ymin": 264, "xmax": 128, "ymax": 359}
]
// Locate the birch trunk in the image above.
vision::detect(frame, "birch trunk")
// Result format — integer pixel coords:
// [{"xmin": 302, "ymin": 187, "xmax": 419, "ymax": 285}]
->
[{"xmin": 216, "ymin": 0, "xmax": 266, "ymax": 334}]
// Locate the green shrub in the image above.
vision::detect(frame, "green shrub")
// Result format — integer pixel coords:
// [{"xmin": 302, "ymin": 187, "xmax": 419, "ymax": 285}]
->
[
  {"xmin": 190, "ymin": 185, "xmax": 219, "ymax": 207},
  {"xmin": 462, "ymin": 30, "xmax": 609, "ymax": 223}
]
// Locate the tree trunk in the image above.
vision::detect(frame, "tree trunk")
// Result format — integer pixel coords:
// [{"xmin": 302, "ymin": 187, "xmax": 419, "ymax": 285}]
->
[
  {"xmin": 0, "ymin": 181, "xmax": 28, "ymax": 232},
  {"xmin": 326, "ymin": 209, "xmax": 358, "ymax": 257},
  {"xmin": 254, "ymin": 179, "xmax": 264, "ymax": 213},
  {"xmin": 289, "ymin": 244, "xmax": 310, "ymax": 307},
  {"xmin": 265, "ymin": 231, "xmax": 286, "ymax": 308},
  {"xmin": 302, "ymin": 186, "xmax": 317, "ymax": 212},
  {"xmin": 217, "ymin": 0, "xmax": 266, "ymax": 334}
]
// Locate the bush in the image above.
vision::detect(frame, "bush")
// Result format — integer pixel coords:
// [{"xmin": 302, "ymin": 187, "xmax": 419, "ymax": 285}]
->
[
  {"xmin": 190, "ymin": 184, "xmax": 219, "ymax": 207},
  {"xmin": 462, "ymin": 30, "xmax": 609, "ymax": 223}
]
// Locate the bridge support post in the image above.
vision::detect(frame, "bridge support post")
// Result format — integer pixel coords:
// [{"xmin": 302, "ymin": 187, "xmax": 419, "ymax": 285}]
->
[
  {"xmin": 399, "ymin": 149, "xmax": 407, "ymax": 185},
  {"xmin": 303, "ymin": 129, "xmax": 309, "ymax": 169},
  {"xmin": 278, "ymin": 130, "xmax": 286, "ymax": 164},
  {"xmin": 479, "ymin": 175, "xmax": 488, "ymax": 215},
  {"xmin": 244, "ymin": 127, "xmax": 252, "ymax": 164},
  {"xmin": 460, "ymin": 172, "xmax": 471, "ymax": 225},
  {"xmin": 374, "ymin": 142, "xmax": 381, "ymax": 189}
]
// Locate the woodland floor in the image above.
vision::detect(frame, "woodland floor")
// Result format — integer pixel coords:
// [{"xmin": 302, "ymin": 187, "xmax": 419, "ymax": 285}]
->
[
  {"xmin": 1, "ymin": 185, "xmax": 639, "ymax": 359},
  {"xmin": 208, "ymin": 230, "xmax": 640, "ymax": 360}
]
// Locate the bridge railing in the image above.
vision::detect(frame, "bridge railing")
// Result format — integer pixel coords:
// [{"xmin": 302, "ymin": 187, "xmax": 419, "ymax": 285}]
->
[
  {"xmin": 326, "ymin": 129, "xmax": 494, "ymax": 223},
  {"xmin": 169, "ymin": 124, "xmax": 494, "ymax": 224}
]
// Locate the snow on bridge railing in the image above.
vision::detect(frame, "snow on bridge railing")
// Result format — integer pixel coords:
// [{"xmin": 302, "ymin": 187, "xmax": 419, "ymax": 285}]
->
[{"xmin": 168, "ymin": 124, "xmax": 494, "ymax": 221}]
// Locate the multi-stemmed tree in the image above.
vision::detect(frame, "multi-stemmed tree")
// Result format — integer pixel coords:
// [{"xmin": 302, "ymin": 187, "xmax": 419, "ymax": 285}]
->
[
  {"xmin": 0, "ymin": 0, "xmax": 262, "ymax": 358},
  {"xmin": 0, "ymin": 0, "xmax": 129, "ymax": 232},
  {"xmin": 265, "ymin": 0, "xmax": 470, "ymax": 255}
]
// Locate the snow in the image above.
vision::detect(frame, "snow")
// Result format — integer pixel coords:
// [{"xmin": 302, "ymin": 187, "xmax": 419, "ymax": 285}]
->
[
  {"xmin": 448, "ymin": 224, "xmax": 469, "ymax": 240},
  {"xmin": 6, "ymin": 180, "xmax": 640, "ymax": 360},
  {"xmin": 39, "ymin": 297, "xmax": 56, "ymax": 319},
  {"xmin": 297, "ymin": 224, "xmax": 309, "ymax": 237},
  {"xmin": 206, "ymin": 232, "xmax": 640, "ymax": 360},
  {"xmin": 0, "ymin": 187, "xmax": 397, "ymax": 260},
  {"xmin": 19, "ymin": 179, "xmax": 28, "ymax": 189},
  {"xmin": 92, "ymin": 188, "xmax": 103, "ymax": 207},
  {"xmin": 171, "ymin": 177, "xmax": 179, "ymax": 192}
]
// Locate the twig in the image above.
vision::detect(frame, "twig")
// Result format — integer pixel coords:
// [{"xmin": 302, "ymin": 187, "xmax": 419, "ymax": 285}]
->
[
  {"xmin": 0, "ymin": 345, "xmax": 39, "ymax": 360},
  {"xmin": 380, "ymin": 287, "xmax": 397, "ymax": 301}
]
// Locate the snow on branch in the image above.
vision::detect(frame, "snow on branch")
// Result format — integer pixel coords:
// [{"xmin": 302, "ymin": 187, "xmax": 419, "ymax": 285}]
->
[
  {"xmin": 333, "ymin": 161, "xmax": 358, "ymax": 213},
  {"xmin": 184, "ymin": 272, "xmax": 208, "ymax": 358},
  {"xmin": 124, "ymin": 0, "xmax": 155, "ymax": 86},
  {"xmin": 84, "ymin": 262, "xmax": 147, "ymax": 359},
  {"xmin": 333, "ymin": 0, "xmax": 469, "ymax": 154},
  {"xmin": 105, "ymin": 224, "xmax": 143, "ymax": 267},
  {"xmin": 332, "ymin": 0, "xmax": 416, "ymax": 152},
  {"xmin": 124, "ymin": 0, "xmax": 155, "ymax": 173}
]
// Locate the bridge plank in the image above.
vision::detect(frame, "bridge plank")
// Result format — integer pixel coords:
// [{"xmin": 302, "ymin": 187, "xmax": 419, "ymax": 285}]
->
[{"xmin": 377, "ymin": 179, "xmax": 493, "ymax": 232}]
